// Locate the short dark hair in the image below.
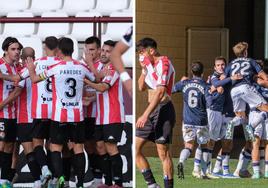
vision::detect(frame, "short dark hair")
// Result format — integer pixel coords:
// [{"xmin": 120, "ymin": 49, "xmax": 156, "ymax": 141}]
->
[
  {"xmin": 214, "ymin": 56, "xmax": 226, "ymax": 65},
  {"xmin": 191, "ymin": 61, "xmax": 204, "ymax": 77},
  {"xmin": 2, "ymin": 37, "xmax": 23, "ymax": 51},
  {"xmin": 44, "ymin": 36, "xmax": 58, "ymax": 50},
  {"xmin": 136, "ymin": 37, "xmax": 157, "ymax": 51},
  {"xmin": 85, "ymin": 36, "xmax": 101, "ymax": 48},
  {"xmin": 103, "ymin": 40, "xmax": 116, "ymax": 47},
  {"xmin": 58, "ymin": 37, "xmax": 73, "ymax": 56}
]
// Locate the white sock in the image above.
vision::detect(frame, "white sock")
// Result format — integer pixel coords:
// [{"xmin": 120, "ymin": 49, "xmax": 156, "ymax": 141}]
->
[
  {"xmin": 241, "ymin": 149, "xmax": 251, "ymax": 171},
  {"xmin": 252, "ymin": 161, "xmax": 260, "ymax": 175},
  {"xmin": 235, "ymin": 149, "xmax": 245, "ymax": 172},
  {"xmin": 265, "ymin": 160, "xmax": 268, "ymax": 173},
  {"xmin": 213, "ymin": 155, "xmax": 222, "ymax": 173},
  {"xmin": 179, "ymin": 148, "xmax": 192, "ymax": 165},
  {"xmin": 194, "ymin": 147, "xmax": 202, "ymax": 172},
  {"xmin": 222, "ymin": 152, "xmax": 230, "ymax": 175}
]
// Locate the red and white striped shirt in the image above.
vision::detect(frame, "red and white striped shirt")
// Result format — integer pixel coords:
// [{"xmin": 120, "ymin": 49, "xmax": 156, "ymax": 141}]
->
[
  {"xmin": 17, "ymin": 67, "xmax": 32, "ymax": 123},
  {"xmin": 96, "ymin": 63, "xmax": 125, "ymax": 125},
  {"xmin": 0, "ymin": 58, "xmax": 17, "ymax": 119},
  {"xmin": 83, "ymin": 59, "xmax": 103, "ymax": 118},
  {"xmin": 144, "ymin": 56, "xmax": 175, "ymax": 96},
  {"xmin": 43, "ymin": 60, "xmax": 95, "ymax": 122},
  {"xmin": 21, "ymin": 56, "xmax": 60, "ymax": 119}
]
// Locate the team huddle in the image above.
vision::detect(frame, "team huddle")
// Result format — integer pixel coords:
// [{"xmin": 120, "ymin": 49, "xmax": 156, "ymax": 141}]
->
[
  {"xmin": 0, "ymin": 27, "xmax": 132, "ymax": 188},
  {"xmin": 136, "ymin": 39, "xmax": 268, "ymax": 188}
]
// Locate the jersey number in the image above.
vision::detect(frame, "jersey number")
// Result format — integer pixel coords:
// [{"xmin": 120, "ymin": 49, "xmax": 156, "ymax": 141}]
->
[
  {"xmin": 188, "ymin": 90, "xmax": 198, "ymax": 108},
  {"xmin": 45, "ymin": 78, "xmax": 52, "ymax": 93},
  {"xmin": 231, "ymin": 62, "xmax": 250, "ymax": 76},
  {"xmin": 65, "ymin": 78, "xmax": 77, "ymax": 98}
]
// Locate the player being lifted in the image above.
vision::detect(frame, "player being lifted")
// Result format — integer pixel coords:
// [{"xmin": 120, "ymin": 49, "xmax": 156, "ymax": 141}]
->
[{"xmin": 173, "ymin": 61, "xmax": 210, "ymax": 179}]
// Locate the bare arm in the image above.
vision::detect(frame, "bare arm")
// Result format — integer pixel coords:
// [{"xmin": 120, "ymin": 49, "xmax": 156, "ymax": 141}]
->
[
  {"xmin": 110, "ymin": 40, "xmax": 129, "ymax": 74},
  {"xmin": 0, "ymin": 86, "xmax": 23, "ymax": 110},
  {"xmin": 0, "ymin": 72, "xmax": 21, "ymax": 82},
  {"xmin": 26, "ymin": 57, "xmax": 44, "ymax": 83},
  {"xmin": 84, "ymin": 78, "xmax": 110, "ymax": 93},
  {"xmin": 136, "ymin": 86, "xmax": 166, "ymax": 128},
  {"xmin": 138, "ymin": 73, "xmax": 146, "ymax": 91}
]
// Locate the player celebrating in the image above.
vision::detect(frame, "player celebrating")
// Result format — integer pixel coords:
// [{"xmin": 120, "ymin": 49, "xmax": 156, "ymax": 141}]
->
[
  {"xmin": 84, "ymin": 40, "xmax": 125, "ymax": 188},
  {"xmin": 136, "ymin": 38, "xmax": 175, "ymax": 188},
  {"xmin": 173, "ymin": 61, "xmax": 210, "ymax": 179},
  {"xmin": 27, "ymin": 37, "xmax": 95, "ymax": 188}
]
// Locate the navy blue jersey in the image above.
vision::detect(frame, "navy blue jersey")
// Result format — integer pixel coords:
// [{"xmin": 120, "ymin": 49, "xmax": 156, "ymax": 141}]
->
[
  {"xmin": 254, "ymin": 83, "xmax": 268, "ymax": 102},
  {"xmin": 173, "ymin": 77, "xmax": 208, "ymax": 126},
  {"xmin": 225, "ymin": 57, "xmax": 262, "ymax": 87},
  {"xmin": 222, "ymin": 82, "xmax": 235, "ymax": 117},
  {"xmin": 206, "ymin": 72, "xmax": 225, "ymax": 112}
]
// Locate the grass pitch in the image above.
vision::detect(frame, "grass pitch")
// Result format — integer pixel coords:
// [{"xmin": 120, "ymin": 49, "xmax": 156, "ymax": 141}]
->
[{"xmin": 136, "ymin": 157, "xmax": 268, "ymax": 188}]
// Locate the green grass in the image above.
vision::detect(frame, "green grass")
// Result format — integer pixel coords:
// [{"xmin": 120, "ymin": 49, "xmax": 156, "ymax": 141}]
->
[{"xmin": 136, "ymin": 158, "xmax": 268, "ymax": 188}]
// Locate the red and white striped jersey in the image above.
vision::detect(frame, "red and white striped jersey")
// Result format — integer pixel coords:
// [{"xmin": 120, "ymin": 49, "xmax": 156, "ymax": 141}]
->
[
  {"xmin": 83, "ymin": 59, "xmax": 103, "ymax": 118},
  {"xmin": 21, "ymin": 56, "xmax": 60, "ymax": 119},
  {"xmin": 17, "ymin": 67, "xmax": 32, "ymax": 123},
  {"xmin": 144, "ymin": 56, "xmax": 175, "ymax": 96},
  {"xmin": 43, "ymin": 60, "xmax": 95, "ymax": 122},
  {"xmin": 95, "ymin": 63, "xmax": 125, "ymax": 125},
  {"xmin": 0, "ymin": 58, "xmax": 17, "ymax": 119}
]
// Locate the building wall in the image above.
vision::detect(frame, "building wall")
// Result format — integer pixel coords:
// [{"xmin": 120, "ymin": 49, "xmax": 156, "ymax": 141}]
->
[{"xmin": 136, "ymin": 0, "xmax": 225, "ymax": 157}]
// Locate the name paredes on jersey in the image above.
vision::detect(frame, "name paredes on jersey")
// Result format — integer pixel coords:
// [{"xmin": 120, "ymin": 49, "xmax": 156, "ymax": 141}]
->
[
  {"xmin": 59, "ymin": 69, "xmax": 82, "ymax": 75},
  {"xmin": 182, "ymin": 83, "xmax": 205, "ymax": 94}
]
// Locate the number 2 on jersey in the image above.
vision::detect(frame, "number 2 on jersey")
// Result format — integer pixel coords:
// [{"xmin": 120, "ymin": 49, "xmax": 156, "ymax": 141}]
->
[
  {"xmin": 188, "ymin": 90, "xmax": 198, "ymax": 108},
  {"xmin": 231, "ymin": 61, "xmax": 250, "ymax": 76}
]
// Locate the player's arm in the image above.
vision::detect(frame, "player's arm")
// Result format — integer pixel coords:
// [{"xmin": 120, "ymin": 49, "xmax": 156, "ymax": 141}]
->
[
  {"xmin": 26, "ymin": 57, "xmax": 48, "ymax": 83},
  {"xmin": 84, "ymin": 79, "xmax": 110, "ymax": 92},
  {"xmin": 138, "ymin": 72, "xmax": 147, "ymax": 91},
  {"xmin": 256, "ymin": 77, "xmax": 268, "ymax": 88},
  {"xmin": 0, "ymin": 86, "xmax": 23, "ymax": 110},
  {"xmin": 172, "ymin": 80, "xmax": 184, "ymax": 93},
  {"xmin": 0, "ymin": 72, "xmax": 21, "ymax": 82},
  {"xmin": 136, "ymin": 85, "xmax": 166, "ymax": 128}
]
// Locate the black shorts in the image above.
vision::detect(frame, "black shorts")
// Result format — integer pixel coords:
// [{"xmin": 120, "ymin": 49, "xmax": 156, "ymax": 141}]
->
[
  {"xmin": 32, "ymin": 119, "xmax": 51, "ymax": 139},
  {"xmin": 94, "ymin": 123, "xmax": 123, "ymax": 143},
  {"xmin": 50, "ymin": 121, "xmax": 85, "ymax": 145},
  {"xmin": 17, "ymin": 123, "xmax": 34, "ymax": 143},
  {"xmin": 84, "ymin": 118, "xmax": 96, "ymax": 140},
  {"xmin": 136, "ymin": 101, "xmax": 176, "ymax": 144},
  {"xmin": 0, "ymin": 118, "xmax": 17, "ymax": 142}
]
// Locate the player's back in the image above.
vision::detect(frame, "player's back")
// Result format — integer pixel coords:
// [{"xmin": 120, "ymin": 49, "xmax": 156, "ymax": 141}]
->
[
  {"xmin": 181, "ymin": 78, "xmax": 207, "ymax": 126},
  {"xmin": 226, "ymin": 57, "xmax": 261, "ymax": 87}
]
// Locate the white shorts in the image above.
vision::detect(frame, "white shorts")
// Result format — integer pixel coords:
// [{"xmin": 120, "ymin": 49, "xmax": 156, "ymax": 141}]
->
[
  {"xmin": 231, "ymin": 84, "xmax": 267, "ymax": 112},
  {"xmin": 182, "ymin": 123, "xmax": 209, "ymax": 144},
  {"xmin": 249, "ymin": 111, "xmax": 264, "ymax": 139},
  {"xmin": 207, "ymin": 109, "xmax": 224, "ymax": 141},
  {"xmin": 262, "ymin": 119, "xmax": 268, "ymax": 140}
]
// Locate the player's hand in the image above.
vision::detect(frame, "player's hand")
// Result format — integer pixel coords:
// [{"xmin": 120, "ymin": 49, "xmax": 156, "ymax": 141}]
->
[
  {"xmin": 231, "ymin": 73, "xmax": 243, "ymax": 80},
  {"xmin": 83, "ymin": 50, "xmax": 94, "ymax": 68},
  {"xmin": 180, "ymin": 76, "xmax": 188, "ymax": 81},
  {"xmin": 123, "ymin": 79, "xmax": 132, "ymax": 97},
  {"xmin": 139, "ymin": 55, "xmax": 151, "ymax": 67},
  {"xmin": 25, "ymin": 57, "xmax": 35, "ymax": 71},
  {"xmin": 219, "ymin": 74, "xmax": 226, "ymax": 80},
  {"xmin": 209, "ymin": 85, "xmax": 217, "ymax": 93},
  {"xmin": 217, "ymin": 86, "xmax": 224, "ymax": 94},
  {"xmin": 136, "ymin": 114, "xmax": 148, "ymax": 128}
]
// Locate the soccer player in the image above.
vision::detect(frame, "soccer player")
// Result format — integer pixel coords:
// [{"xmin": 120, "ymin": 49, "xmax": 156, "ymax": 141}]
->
[
  {"xmin": 27, "ymin": 37, "xmax": 95, "ymax": 188},
  {"xmin": 0, "ymin": 37, "xmax": 22, "ymax": 185},
  {"xmin": 136, "ymin": 38, "xmax": 175, "ymax": 188},
  {"xmin": 173, "ymin": 61, "xmax": 210, "ymax": 179},
  {"xmin": 0, "ymin": 47, "xmax": 42, "ymax": 187},
  {"xmin": 84, "ymin": 40, "xmax": 125, "ymax": 188},
  {"xmin": 110, "ymin": 26, "xmax": 132, "ymax": 97},
  {"xmin": 82, "ymin": 36, "xmax": 105, "ymax": 187}
]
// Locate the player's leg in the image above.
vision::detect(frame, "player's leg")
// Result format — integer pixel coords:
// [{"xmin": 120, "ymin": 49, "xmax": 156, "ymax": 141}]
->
[
  {"xmin": 17, "ymin": 123, "xmax": 42, "ymax": 187},
  {"xmin": 49, "ymin": 121, "xmax": 67, "ymax": 187},
  {"xmin": 213, "ymin": 149, "xmax": 222, "ymax": 174},
  {"xmin": 95, "ymin": 125, "xmax": 112, "ymax": 187},
  {"xmin": 32, "ymin": 119, "xmax": 52, "ymax": 181},
  {"xmin": 103, "ymin": 123, "xmax": 124, "ymax": 187}
]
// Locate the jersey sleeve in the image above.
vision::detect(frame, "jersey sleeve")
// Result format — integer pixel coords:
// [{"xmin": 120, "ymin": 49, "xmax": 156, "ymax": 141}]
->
[
  {"xmin": 121, "ymin": 26, "xmax": 133, "ymax": 47},
  {"xmin": 102, "ymin": 69, "xmax": 119, "ymax": 87},
  {"xmin": 173, "ymin": 80, "xmax": 185, "ymax": 93},
  {"xmin": 43, "ymin": 64, "xmax": 58, "ymax": 78},
  {"xmin": 85, "ymin": 67, "xmax": 95, "ymax": 82},
  {"xmin": 250, "ymin": 59, "xmax": 262, "ymax": 73},
  {"xmin": 224, "ymin": 64, "xmax": 231, "ymax": 77},
  {"xmin": 19, "ymin": 67, "xmax": 29, "ymax": 79},
  {"xmin": 156, "ymin": 57, "xmax": 170, "ymax": 87}
]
